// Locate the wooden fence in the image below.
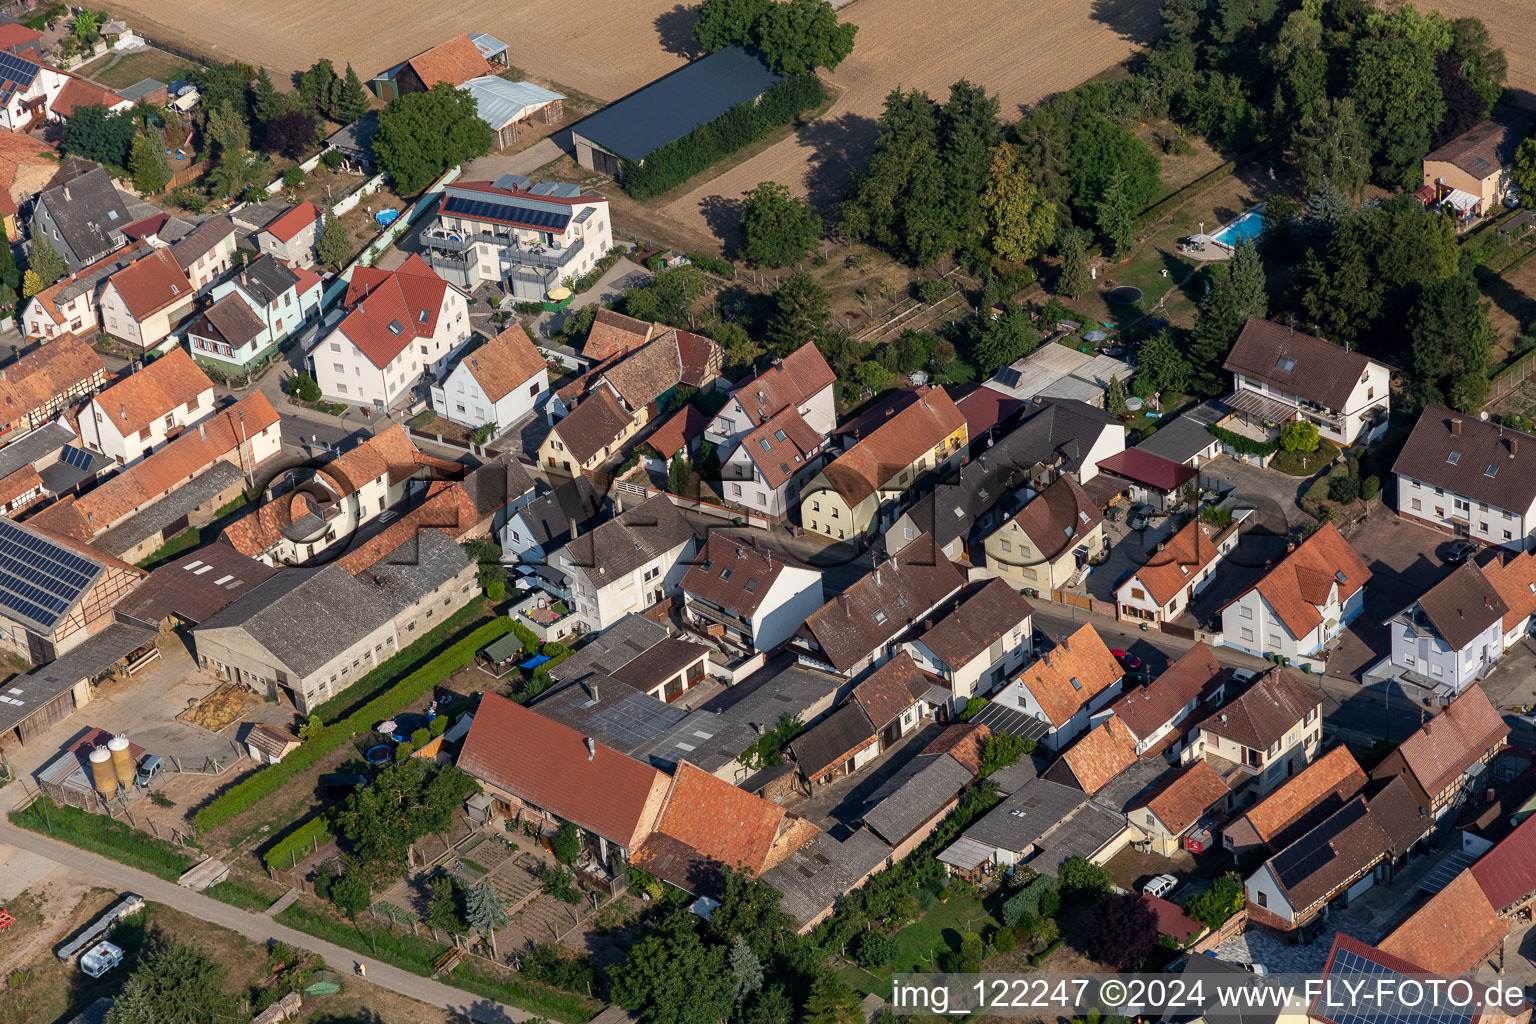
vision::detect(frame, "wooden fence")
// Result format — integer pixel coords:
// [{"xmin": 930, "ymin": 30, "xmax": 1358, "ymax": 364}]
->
[{"xmin": 166, "ymin": 159, "xmax": 210, "ymax": 190}]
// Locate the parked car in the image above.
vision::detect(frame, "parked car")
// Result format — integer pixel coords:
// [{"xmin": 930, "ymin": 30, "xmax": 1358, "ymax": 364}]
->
[
  {"xmin": 1143, "ymin": 874, "xmax": 1177, "ymax": 898},
  {"xmin": 134, "ymin": 755, "xmax": 163, "ymax": 788},
  {"xmin": 1445, "ymin": 539, "xmax": 1478, "ymax": 565},
  {"xmin": 1111, "ymin": 649, "xmax": 1144, "ymax": 671},
  {"xmin": 1127, "ymin": 503, "xmax": 1154, "ymax": 530}
]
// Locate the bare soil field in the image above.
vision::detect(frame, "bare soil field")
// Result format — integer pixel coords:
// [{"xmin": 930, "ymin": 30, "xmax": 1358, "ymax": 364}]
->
[
  {"xmin": 102, "ymin": 0, "xmax": 697, "ymax": 100},
  {"xmin": 661, "ymin": 0, "xmax": 1162, "ymax": 243},
  {"xmin": 1423, "ymin": 0, "xmax": 1536, "ymax": 99}
]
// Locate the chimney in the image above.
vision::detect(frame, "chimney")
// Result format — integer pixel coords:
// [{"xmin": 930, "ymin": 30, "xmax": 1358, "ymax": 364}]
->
[
  {"xmin": 1423, "ymin": 720, "xmax": 1432, "ymax": 736},
  {"xmin": 589, "ymin": 680, "xmax": 599, "ymax": 703},
  {"xmin": 1451, "ymin": 417, "xmax": 1463, "ymax": 436},
  {"xmin": 198, "ymin": 422, "xmax": 205, "ymax": 439},
  {"xmin": 585, "ymin": 736, "xmax": 596, "ymax": 761},
  {"xmin": 63, "ymin": 186, "xmax": 70, "ymax": 201},
  {"xmin": 569, "ymin": 516, "xmax": 579, "ymax": 539},
  {"xmin": 1511, "ymin": 438, "xmax": 1519, "ymax": 458}
]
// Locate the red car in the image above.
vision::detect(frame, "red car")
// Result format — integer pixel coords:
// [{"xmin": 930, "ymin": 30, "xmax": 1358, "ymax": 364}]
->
[{"xmin": 1110, "ymin": 649, "xmax": 1143, "ymax": 671}]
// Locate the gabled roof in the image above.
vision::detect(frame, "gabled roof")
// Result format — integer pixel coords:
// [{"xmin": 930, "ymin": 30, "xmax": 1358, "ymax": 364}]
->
[
  {"xmin": 462, "ymin": 77, "xmax": 564, "ymax": 129},
  {"xmin": 511, "ymin": 477, "xmax": 601, "ymax": 552},
  {"xmin": 1058, "ymin": 715, "xmax": 1138, "ymax": 794},
  {"xmin": 1403, "ymin": 561, "xmax": 1507, "ymax": 652},
  {"xmin": 1393, "ymin": 405, "xmax": 1536, "ymax": 514},
  {"xmin": 1224, "ymin": 316, "xmax": 1380, "ymax": 411},
  {"xmin": 1014, "ymin": 622, "xmax": 1122, "ymax": 728},
  {"xmin": 1425, "ymin": 108, "xmax": 1531, "ymax": 179},
  {"xmin": 1389, "ymin": 684, "xmax": 1509, "ymax": 800},
  {"xmin": 0, "ymin": 333, "xmax": 104, "ymax": 424},
  {"xmin": 1110, "ymin": 643, "xmax": 1225, "ymax": 744},
  {"xmin": 634, "ymin": 761, "xmax": 803, "ymax": 888},
  {"xmin": 681, "ymin": 532, "xmax": 815, "ymax": 620},
  {"xmin": 458, "ymin": 324, "xmax": 546, "ymax": 401},
  {"xmin": 551, "ymin": 388, "xmax": 631, "ymax": 464},
  {"xmin": 406, "ymin": 33, "xmax": 490, "ymax": 89},
  {"xmin": 737, "ymin": 406, "xmax": 824, "ymax": 490},
  {"xmin": 228, "ymin": 253, "xmax": 303, "ymax": 309},
  {"xmin": 1378, "ymin": 869, "xmax": 1508, "ymax": 975},
  {"xmin": 50, "ymin": 75, "xmax": 124, "ymax": 118},
  {"xmin": 956, "ymin": 775, "xmax": 1086, "ymax": 853},
  {"xmin": 790, "ymin": 702, "xmax": 875, "ymax": 778},
  {"xmin": 332, "ymin": 254, "xmax": 452, "ymax": 369},
  {"xmin": 28, "ymin": 241, "xmax": 146, "ymax": 323},
  {"xmin": 169, "ymin": 216, "xmax": 235, "ymax": 269},
  {"xmin": 600, "ymin": 336, "xmax": 683, "ymax": 409},
  {"xmin": 1239, "ymin": 745, "xmax": 1366, "ymax": 846},
  {"xmin": 727, "ymin": 342, "xmax": 836, "ymax": 427},
  {"xmin": 457, "ymin": 692, "xmax": 669, "ymax": 849},
  {"xmin": 88, "ymin": 348, "xmax": 212, "ymax": 438},
  {"xmin": 583, "ymin": 309, "xmax": 657, "ymax": 363},
  {"xmin": 1137, "ymin": 759, "xmax": 1228, "ymax": 835},
  {"xmin": 908, "ymin": 578, "xmax": 1034, "ymax": 671},
  {"xmin": 1225, "ymin": 523, "xmax": 1369, "ymax": 639},
  {"xmin": 261, "ymin": 201, "xmax": 319, "ymax": 243},
  {"xmin": 1481, "ymin": 549, "xmax": 1536, "ymax": 633},
  {"xmin": 921, "ymin": 721, "xmax": 992, "ymax": 776},
  {"xmin": 861, "ymin": 751, "xmax": 973, "ymax": 844},
  {"xmin": 106, "ymin": 247, "xmax": 193, "ymax": 320},
  {"xmin": 798, "ymin": 535, "xmax": 965, "ymax": 674},
  {"xmin": 187, "ymin": 292, "xmax": 265, "ymax": 349},
  {"xmin": 852, "ymin": 652, "xmax": 930, "ymax": 730},
  {"xmin": 1195, "ymin": 667, "xmax": 1322, "ymax": 750},
  {"xmin": 36, "ymin": 166, "xmax": 131, "ymax": 266},
  {"xmin": 1469, "ymin": 810, "xmax": 1536, "ymax": 912},
  {"xmin": 1125, "ymin": 519, "xmax": 1221, "ymax": 608},
  {"xmin": 0, "ymin": 516, "xmax": 122, "ymax": 633},
  {"xmin": 561, "ymin": 492, "xmax": 694, "ymax": 584},
  {"xmin": 1001, "ymin": 474, "xmax": 1103, "ymax": 562},
  {"xmin": 817, "ymin": 386, "xmax": 965, "ymax": 507},
  {"xmin": 645, "ymin": 402, "xmax": 706, "ymax": 460}
]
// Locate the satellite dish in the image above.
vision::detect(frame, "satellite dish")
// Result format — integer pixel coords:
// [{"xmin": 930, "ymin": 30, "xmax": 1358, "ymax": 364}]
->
[{"xmin": 1481, "ymin": 411, "xmax": 1490, "ymax": 421}]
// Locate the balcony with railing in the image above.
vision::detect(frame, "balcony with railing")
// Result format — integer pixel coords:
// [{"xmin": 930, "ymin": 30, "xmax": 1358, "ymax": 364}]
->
[{"xmin": 419, "ymin": 227, "xmax": 586, "ymax": 271}]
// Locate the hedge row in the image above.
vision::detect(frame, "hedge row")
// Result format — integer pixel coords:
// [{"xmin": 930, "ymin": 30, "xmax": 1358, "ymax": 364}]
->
[
  {"xmin": 1002, "ymin": 875, "xmax": 1059, "ymax": 925},
  {"xmin": 1206, "ymin": 423, "xmax": 1278, "ymax": 458},
  {"xmin": 620, "ymin": 74, "xmax": 827, "ymax": 200},
  {"xmin": 195, "ymin": 619, "xmax": 515, "ymax": 833},
  {"xmin": 263, "ymin": 814, "xmax": 336, "ymax": 871},
  {"xmin": 685, "ymin": 251, "xmax": 735, "ymax": 278}
]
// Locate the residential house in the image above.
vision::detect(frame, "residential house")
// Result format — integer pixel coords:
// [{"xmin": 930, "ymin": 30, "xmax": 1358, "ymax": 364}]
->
[
  {"xmin": 558, "ymin": 493, "xmax": 696, "ymax": 632},
  {"xmin": 310, "ymin": 255, "xmax": 470, "ymax": 409},
  {"xmin": 538, "ymin": 388, "xmax": 634, "ymax": 476},
  {"xmin": 582, "ymin": 309, "xmax": 662, "ymax": 364},
  {"xmin": 1099, "ymin": 643, "xmax": 1229, "ymax": 758},
  {"xmin": 1422, "ymin": 108, "xmax": 1530, "ymax": 220},
  {"xmin": 982, "ymin": 474, "xmax": 1104, "ymax": 593},
  {"xmin": 1370, "ymin": 684, "xmax": 1509, "ymax": 822},
  {"xmin": 1183, "ymin": 667, "xmax": 1324, "ymax": 798},
  {"xmin": 501, "ymin": 476, "xmax": 601, "ymax": 564},
  {"xmin": 96, "ymin": 248, "xmax": 195, "ymax": 352},
  {"xmin": 0, "ymin": 516, "xmax": 143, "ymax": 663},
  {"xmin": 463, "ymin": 78, "xmax": 564, "ymax": 150},
  {"xmin": 371, "ymin": 33, "xmax": 490, "ymax": 100},
  {"xmin": 900, "ymin": 577, "xmax": 1035, "ymax": 714},
  {"xmin": 418, "ymin": 176, "xmax": 612, "ymax": 299},
  {"xmin": 78, "ymin": 348, "xmax": 216, "ymax": 467},
  {"xmin": 21, "ymin": 243, "xmax": 146, "ymax": 340},
  {"xmin": 1377, "ymin": 869, "xmax": 1509, "ymax": 976},
  {"xmin": 458, "ymin": 691, "xmax": 670, "ymax": 868},
  {"xmin": 717, "ymin": 404, "xmax": 831, "ymax": 521},
  {"xmin": 26, "ymin": 392, "xmax": 282, "ymax": 563},
  {"xmin": 1221, "ymin": 745, "xmax": 1366, "ymax": 855},
  {"xmin": 47, "ymin": 76, "xmax": 130, "ymax": 123},
  {"xmin": 195, "ymin": 528, "xmax": 478, "ymax": 712},
  {"xmin": 31, "ymin": 167, "xmax": 133, "ymax": 271},
  {"xmin": 631, "ymin": 761, "xmax": 815, "ymax": 895},
  {"xmin": 765, "ymin": 829, "xmax": 893, "ymax": 933},
  {"xmin": 850, "ymin": 652, "xmax": 933, "ymax": 746},
  {"xmin": 889, "ymin": 398, "xmax": 1125, "ymax": 562},
  {"xmin": 645, "ymin": 403, "xmax": 707, "ymax": 463},
  {"xmin": 429, "ymin": 323, "xmax": 550, "ymax": 430},
  {"xmin": 981, "ymin": 344, "xmax": 1133, "ymax": 408},
  {"xmin": 983, "ymin": 622, "xmax": 1124, "ymax": 751},
  {"xmin": 680, "ymin": 533, "xmax": 823, "ymax": 654},
  {"xmin": 1127, "ymin": 759, "xmax": 1230, "ymax": 856},
  {"xmin": 1244, "ymin": 776, "xmax": 1427, "ymax": 935},
  {"xmin": 169, "ymin": 217, "xmax": 238, "ymax": 291},
  {"xmin": 1221, "ymin": 316, "xmax": 1391, "ymax": 448},
  {"xmin": 802, "ymin": 386, "xmax": 967, "ymax": 541},
  {"xmin": 860, "ymin": 748, "xmax": 976, "ymax": 858},
  {"xmin": 188, "ymin": 255, "xmax": 324, "ymax": 372},
  {"xmin": 256, "ymin": 202, "xmax": 320, "ymax": 266},
  {"xmin": 1310, "ymin": 937, "xmax": 1483, "ymax": 1024},
  {"xmin": 1481, "ymin": 548, "xmax": 1536, "ymax": 647},
  {"xmin": 706, "ymin": 343, "xmax": 837, "ymax": 455},
  {"xmin": 0, "ymin": 334, "xmax": 106, "ymax": 443},
  {"xmin": 1388, "ymin": 561, "xmax": 1508, "ymax": 693},
  {"xmin": 790, "ymin": 702, "xmax": 880, "ymax": 785},
  {"xmin": 1043, "ymin": 715, "xmax": 1140, "ymax": 795},
  {"xmin": 1116, "ymin": 519, "xmax": 1237, "ymax": 627},
  {"xmin": 1218, "ymin": 523, "xmax": 1371, "ymax": 668},
  {"xmin": 323, "ymin": 113, "xmax": 378, "ymax": 174},
  {"xmin": 1093, "ymin": 449, "xmax": 1198, "ymax": 512},
  {"xmin": 0, "ymin": 131, "xmax": 64, "ymax": 241},
  {"xmin": 791, "ymin": 534, "xmax": 966, "ymax": 678},
  {"xmin": 1393, "ymin": 406, "xmax": 1536, "ymax": 550}
]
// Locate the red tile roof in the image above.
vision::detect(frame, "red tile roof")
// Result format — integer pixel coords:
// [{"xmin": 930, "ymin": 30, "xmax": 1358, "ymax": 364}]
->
[
  {"xmin": 50, "ymin": 75, "xmax": 122, "ymax": 118},
  {"xmin": 1391, "ymin": 685, "xmax": 1509, "ymax": 801},
  {"xmin": 88, "ymin": 347, "xmax": 212, "ymax": 437},
  {"xmin": 1096, "ymin": 448, "xmax": 1197, "ymax": 492},
  {"xmin": 0, "ymin": 22, "xmax": 42, "ymax": 48},
  {"xmin": 1379, "ymin": 869, "xmax": 1508, "ymax": 974},
  {"xmin": 460, "ymin": 323, "xmax": 547, "ymax": 401},
  {"xmin": 406, "ymin": 33, "xmax": 491, "ymax": 89},
  {"xmin": 1138, "ymin": 759, "xmax": 1228, "ymax": 835},
  {"xmin": 582, "ymin": 309, "xmax": 656, "ymax": 363},
  {"xmin": 636, "ymin": 761, "xmax": 797, "ymax": 877},
  {"xmin": 921, "ymin": 721, "xmax": 991, "ymax": 776},
  {"xmin": 1004, "ymin": 474, "xmax": 1103, "ymax": 562},
  {"xmin": 819, "ymin": 386, "xmax": 965, "ymax": 506},
  {"xmin": 727, "ymin": 343, "xmax": 835, "ymax": 425},
  {"xmin": 1127, "ymin": 519, "xmax": 1221, "ymax": 608},
  {"xmin": 457, "ymin": 691, "xmax": 669, "ymax": 849},
  {"xmin": 1227, "ymin": 523, "xmax": 1370, "ymax": 640},
  {"xmin": 1140, "ymin": 895, "xmax": 1203, "ymax": 942},
  {"xmin": 0, "ymin": 332, "xmax": 105, "ymax": 425},
  {"xmin": 1482, "ymin": 549, "xmax": 1536, "ymax": 633},
  {"xmin": 107, "ymin": 248, "xmax": 193, "ymax": 320},
  {"xmin": 645, "ymin": 403, "xmax": 706, "ymax": 460},
  {"xmin": 335, "ymin": 254, "xmax": 452, "ymax": 369},
  {"xmin": 954, "ymin": 386, "xmax": 1023, "ymax": 437},
  {"xmin": 852, "ymin": 652, "xmax": 929, "ymax": 730},
  {"xmin": 1471, "ymin": 810, "xmax": 1536, "ymax": 913},
  {"xmin": 1241, "ymin": 745, "xmax": 1366, "ymax": 844},
  {"xmin": 1110, "ymin": 643, "xmax": 1224, "ymax": 744},
  {"xmin": 739, "ymin": 405, "xmax": 824, "ymax": 489},
  {"xmin": 1059, "ymin": 715, "xmax": 1138, "ymax": 793},
  {"xmin": 1015, "ymin": 623, "xmax": 1122, "ymax": 728},
  {"xmin": 262, "ymin": 201, "xmax": 319, "ymax": 243}
]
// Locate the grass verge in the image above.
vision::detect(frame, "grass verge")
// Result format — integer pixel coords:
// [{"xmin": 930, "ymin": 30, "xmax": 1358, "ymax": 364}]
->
[
  {"xmin": 204, "ymin": 873, "xmax": 286, "ymax": 911},
  {"xmin": 10, "ymin": 797, "xmax": 196, "ymax": 881}
]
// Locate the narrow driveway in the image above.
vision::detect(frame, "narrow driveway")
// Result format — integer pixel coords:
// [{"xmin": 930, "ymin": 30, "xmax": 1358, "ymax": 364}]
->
[
  {"xmin": 0, "ymin": 822, "xmax": 539, "ymax": 1023},
  {"xmin": 1200, "ymin": 455, "xmax": 1313, "ymax": 530}
]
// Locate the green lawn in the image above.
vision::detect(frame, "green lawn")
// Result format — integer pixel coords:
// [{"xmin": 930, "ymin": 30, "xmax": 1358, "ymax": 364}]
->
[
  {"xmin": 1271, "ymin": 438, "xmax": 1340, "ymax": 476},
  {"xmin": 890, "ymin": 892, "xmax": 1001, "ymax": 974},
  {"xmin": 91, "ymin": 48, "xmax": 199, "ymax": 90}
]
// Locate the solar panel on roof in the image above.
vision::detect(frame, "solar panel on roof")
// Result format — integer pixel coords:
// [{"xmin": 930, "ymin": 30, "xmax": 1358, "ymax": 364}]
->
[
  {"xmin": 442, "ymin": 195, "xmax": 571, "ymax": 232},
  {"xmin": 0, "ymin": 52, "xmax": 39, "ymax": 90},
  {"xmin": 1322, "ymin": 946, "xmax": 1476, "ymax": 1024},
  {"xmin": 1419, "ymin": 849, "xmax": 1475, "ymax": 895},
  {"xmin": 58, "ymin": 445, "xmax": 94, "ymax": 472}
]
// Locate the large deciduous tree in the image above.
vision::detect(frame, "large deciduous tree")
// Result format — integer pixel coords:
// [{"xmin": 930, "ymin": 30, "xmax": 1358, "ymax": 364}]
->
[
  {"xmin": 609, "ymin": 915, "xmax": 734, "ymax": 1024},
  {"xmin": 374, "ymin": 83, "xmax": 493, "ymax": 195},
  {"xmin": 740, "ymin": 180, "xmax": 822, "ymax": 267},
  {"xmin": 1088, "ymin": 892, "xmax": 1159, "ymax": 971},
  {"xmin": 1067, "ymin": 114, "xmax": 1161, "ymax": 220},
  {"xmin": 980, "ymin": 142, "xmax": 1056, "ymax": 263}
]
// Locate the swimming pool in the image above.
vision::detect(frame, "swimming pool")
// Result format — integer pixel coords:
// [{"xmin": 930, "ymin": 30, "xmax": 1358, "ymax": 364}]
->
[{"xmin": 1213, "ymin": 209, "xmax": 1264, "ymax": 247}]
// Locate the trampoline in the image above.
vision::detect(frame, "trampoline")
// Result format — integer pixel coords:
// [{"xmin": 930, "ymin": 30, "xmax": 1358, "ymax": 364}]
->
[
  {"xmin": 521, "ymin": 653, "xmax": 553, "ymax": 670},
  {"xmin": 1107, "ymin": 286, "xmax": 1142, "ymax": 305},
  {"xmin": 364, "ymin": 744, "xmax": 391, "ymax": 764}
]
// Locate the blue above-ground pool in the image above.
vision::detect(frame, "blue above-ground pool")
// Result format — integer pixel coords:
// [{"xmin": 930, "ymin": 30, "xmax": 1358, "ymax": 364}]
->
[
  {"xmin": 1213, "ymin": 209, "xmax": 1264, "ymax": 247},
  {"xmin": 375, "ymin": 209, "xmax": 399, "ymax": 227}
]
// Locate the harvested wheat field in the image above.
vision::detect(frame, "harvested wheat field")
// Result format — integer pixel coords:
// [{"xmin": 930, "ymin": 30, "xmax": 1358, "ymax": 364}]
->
[
  {"xmin": 661, "ymin": 0, "xmax": 1161, "ymax": 244},
  {"xmin": 102, "ymin": 0, "xmax": 696, "ymax": 100},
  {"xmin": 1424, "ymin": 0, "xmax": 1536, "ymax": 98}
]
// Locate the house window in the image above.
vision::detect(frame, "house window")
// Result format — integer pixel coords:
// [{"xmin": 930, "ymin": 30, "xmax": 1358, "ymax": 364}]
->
[
  {"xmin": 1131, "ymin": 587, "xmax": 1145, "ymax": 600},
  {"xmin": 1241, "ymin": 605, "xmax": 1254, "ymax": 619},
  {"xmin": 1240, "ymin": 627, "xmax": 1254, "ymax": 641},
  {"xmin": 644, "ymin": 567, "xmax": 660, "ymax": 582},
  {"xmin": 1000, "ymin": 539, "xmax": 1012, "ymax": 552},
  {"xmin": 1256, "ymin": 890, "xmax": 1267, "ymax": 908},
  {"xmin": 529, "ymin": 381, "xmax": 540, "ymax": 396},
  {"xmin": 1411, "ymin": 498, "xmax": 1422, "ymax": 511}
]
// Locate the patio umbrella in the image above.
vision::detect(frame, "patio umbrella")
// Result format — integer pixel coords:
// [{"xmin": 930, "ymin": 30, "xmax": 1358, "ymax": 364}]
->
[
  {"xmin": 547, "ymin": 286, "xmax": 572, "ymax": 301},
  {"xmin": 1084, "ymin": 330, "xmax": 1108, "ymax": 343}
]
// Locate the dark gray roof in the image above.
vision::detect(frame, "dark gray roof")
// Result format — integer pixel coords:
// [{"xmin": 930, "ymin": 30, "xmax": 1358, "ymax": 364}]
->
[
  {"xmin": 1393, "ymin": 404, "xmax": 1536, "ymax": 514},
  {"xmin": 548, "ymin": 613, "xmax": 671, "ymax": 685},
  {"xmin": 230, "ymin": 198, "xmax": 294, "ymax": 235},
  {"xmin": 716, "ymin": 662, "xmax": 845, "ymax": 737},
  {"xmin": 94, "ymin": 460, "xmax": 246, "ymax": 557},
  {"xmin": 1134, "ymin": 403, "xmax": 1225, "ymax": 466},
  {"xmin": 327, "ymin": 112, "xmax": 379, "ymax": 158},
  {"xmin": 169, "ymin": 216, "xmax": 234, "ymax": 269},
  {"xmin": 763, "ymin": 828, "xmax": 892, "ymax": 929},
  {"xmin": 194, "ymin": 563, "xmax": 394, "ymax": 677},
  {"xmin": 513, "ymin": 477, "xmax": 601, "ymax": 551},
  {"xmin": 357, "ymin": 527, "xmax": 470, "ymax": 613},
  {"xmin": 861, "ymin": 752, "xmax": 973, "ymax": 844},
  {"xmin": 957, "ymin": 776, "xmax": 1086, "ymax": 853},
  {"xmin": 569, "ymin": 47, "xmax": 783, "ymax": 162},
  {"xmin": 0, "ymin": 622, "xmax": 154, "ymax": 736},
  {"xmin": 230, "ymin": 253, "xmax": 301, "ymax": 308},
  {"xmin": 559, "ymin": 493, "xmax": 694, "ymax": 583},
  {"xmin": 633, "ymin": 707, "xmax": 759, "ymax": 772},
  {"xmin": 116, "ymin": 78, "xmax": 163, "ymax": 102},
  {"xmin": 1091, "ymin": 756, "xmax": 1174, "ymax": 817},
  {"xmin": 36, "ymin": 168, "xmax": 132, "ymax": 267},
  {"xmin": 115, "ymin": 544, "xmax": 277, "ymax": 626},
  {"xmin": 1029, "ymin": 802, "xmax": 1127, "ymax": 877},
  {"xmin": 0, "ymin": 423, "xmax": 77, "ymax": 479},
  {"xmin": 531, "ymin": 673, "xmax": 688, "ymax": 753},
  {"xmin": 790, "ymin": 702, "xmax": 874, "ymax": 778},
  {"xmin": 50, "ymin": 241, "xmax": 143, "ymax": 306}
]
